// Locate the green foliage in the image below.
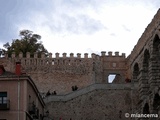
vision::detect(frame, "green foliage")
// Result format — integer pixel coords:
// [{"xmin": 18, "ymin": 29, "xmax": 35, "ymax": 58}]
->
[{"xmin": 3, "ymin": 30, "xmax": 48, "ymax": 57}]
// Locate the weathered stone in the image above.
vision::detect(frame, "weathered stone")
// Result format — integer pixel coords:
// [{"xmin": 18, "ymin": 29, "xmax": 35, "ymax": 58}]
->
[{"xmin": 0, "ymin": 8, "xmax": 160, "ymax": 120}]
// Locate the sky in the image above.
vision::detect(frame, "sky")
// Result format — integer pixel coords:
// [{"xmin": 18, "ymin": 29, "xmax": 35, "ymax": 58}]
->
[{"xmin": 0, "ymin": 0, "xmax": 160, "ymax": 57}]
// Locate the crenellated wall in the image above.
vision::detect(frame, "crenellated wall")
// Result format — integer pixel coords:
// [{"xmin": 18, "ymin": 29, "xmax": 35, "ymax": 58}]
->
[
  {"xmin": 100, "ymin": 51, "xmax": 127, "ymax": 83},
  {"xmin": 2, "ymin": 51, "xmax": 127, "ymax": 95}
]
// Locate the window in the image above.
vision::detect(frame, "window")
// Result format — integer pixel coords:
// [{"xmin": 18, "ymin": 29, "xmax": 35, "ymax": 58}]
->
[
  {"xmin": 0, "ymin": 92, "xmax": 9, "ymax": 110},
  {"xmin": 0, "ymin": 92, "xmax": 7, "ymax": 104}
]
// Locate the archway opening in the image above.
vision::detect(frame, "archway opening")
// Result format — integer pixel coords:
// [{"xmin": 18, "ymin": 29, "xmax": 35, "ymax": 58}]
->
[
  {"xmin": 153, "ymin": 93, "xmax": 160, "ymax": 113},
  {"xmin": 152, "ymin": 35, "xmax": 160, "ymax": 83},
  {"xmin": 153, "ymin": 34, "xmax": 160, "ymax": 61},
  {"xmin": 153, "ymin": 34, "xmax": 160, "ymax": 55},
  {"xmin": 108, "ymin": 74, "xmax": 121, "ymax": 83},
  {"xmin": 142, "ymin": 49, "xmax": 150, "ymax": 85},
  {"xmin": 143, "ymin": 103, "xmax": 150, "ymax": 114},
  {"xmin": 133, "ymin": 63, "xmax": 139, "ymax": 80},
  {"xmin": 143, "ymin": 49, "xmax": 150, "ymax": 68},
  {"xmin": 108, "ymin": 74, "xmax": 116, "ymax": 83}
]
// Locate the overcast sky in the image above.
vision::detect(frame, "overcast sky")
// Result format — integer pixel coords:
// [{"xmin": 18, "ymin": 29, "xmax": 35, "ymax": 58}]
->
[{"xmin": 0, "ymin": 0, "xmax": 160, "ymax": 57}]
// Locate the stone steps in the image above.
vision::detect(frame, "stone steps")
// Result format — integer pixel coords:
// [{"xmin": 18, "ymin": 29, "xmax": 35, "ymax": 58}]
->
[{"xmin": 44, "ymin": 83, "xmax": 138, "ymax": 103}]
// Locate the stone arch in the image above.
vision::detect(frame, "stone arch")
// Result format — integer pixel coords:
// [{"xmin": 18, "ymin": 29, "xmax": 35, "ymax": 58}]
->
[
  {"xmin": 133, "ymin": 63, "xmax": 139, "ymax": 80},
  {"xmin": 153, "ymin": 93, "xmax": 160, "ymax": 113},
  {"xmin": 110, "ymin": 73, "xmax": 122, "ymax": 83},
  {"xmin": 138, "ymin": 49, "xmax": 150, "ymax": 99},
  {"xmin": 142, "ymin": 49, "xmax": 150, "ymax": 84},
  {"xmin": 106, "ymin": 71, "xmax": 124, "ymax": 83},
  {"xmin": 143, "ymin": 103, "xmax": 150, "ymax": 114},
  {"xmin": 143, "ymin": 49, "xmax": 150, "ymax": 69},
  {"xmin": 108, "ymin": 74, "xmax": 117, "ymax": 83},
  {"xmin": 153, "ymin": 34, "xmax": 160, "ymax": 57},
  {"xmin": 150, "ymin": 34, "xmax": 160, "ymax": 86}
]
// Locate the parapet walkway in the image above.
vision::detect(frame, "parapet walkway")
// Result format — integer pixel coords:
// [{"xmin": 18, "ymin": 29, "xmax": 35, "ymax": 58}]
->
[{"xmin": 44, "ymin": 83, "xmax": 137, "ymax": 103}]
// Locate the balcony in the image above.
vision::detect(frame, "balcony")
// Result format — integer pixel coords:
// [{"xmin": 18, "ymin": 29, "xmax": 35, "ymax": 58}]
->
[{"xmin": 0, "ymin": 100, "xmax": 10, "ymax": 110}]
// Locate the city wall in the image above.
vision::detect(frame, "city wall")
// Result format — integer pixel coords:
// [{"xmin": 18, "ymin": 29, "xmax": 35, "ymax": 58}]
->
[
  {"xmin": 45, "ymin": 84, "xmax": 139, "ymax": 120},
  {"xmin": 1, "ymin": 51, "xmax": 127, "ymax": 95}
]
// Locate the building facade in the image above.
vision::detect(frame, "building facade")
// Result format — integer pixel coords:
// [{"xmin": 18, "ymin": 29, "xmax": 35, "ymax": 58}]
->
[{"xmin": 0, "ymin": 64, "xmax": 45, "ymax": 120}]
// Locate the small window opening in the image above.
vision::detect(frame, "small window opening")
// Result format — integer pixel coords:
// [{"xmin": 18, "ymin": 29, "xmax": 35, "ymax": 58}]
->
[
  {"xmin": 108, "ymin": 74, "xmax": 116, "ymax": 83},
  {"xmin": 143, "ymin": 103, "xmax": 150, "ymax": 114},
  {"xmin": 0, "ymin": 92, "xmax": 7, "ymax": 104},
  {"xmin": 52, "ymin": 60, "xmax": 54, "ymax": 65}
]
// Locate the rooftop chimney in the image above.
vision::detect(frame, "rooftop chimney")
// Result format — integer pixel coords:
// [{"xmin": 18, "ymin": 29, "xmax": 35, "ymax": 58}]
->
[{"xmin": 15, "ymin": 62, "xmax": 21, "ymax": 76}]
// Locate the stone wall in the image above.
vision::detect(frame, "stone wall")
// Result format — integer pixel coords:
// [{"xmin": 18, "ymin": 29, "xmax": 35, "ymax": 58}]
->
[
  {"xmin": 128, "ymin": 9, "xmax": 160, "ymax": 76},
  {"xmin": 1, "ymin": 9, "xmax": 160, "ymax": 119},
  {"xmin": 127, "ymin": 8, "xmax": 160, "ymax": 117},
  {"xmin": 2, "ymin": 51, "xmax": 127, "ymax": 95},
  {"xmin": 45, "ymin": 84, "xmax": 138, "ymax": 120},
  {"xmin": 100, "ymin": 51, "xmax": 127, "ymax": 83}
]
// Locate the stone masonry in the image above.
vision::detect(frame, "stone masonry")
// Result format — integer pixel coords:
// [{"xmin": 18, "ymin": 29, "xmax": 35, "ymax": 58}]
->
[
  {"xmin": 1, "ymin": 8, "xmax": 160, "ymax": 120},
  {"xmin": 2, "ymin": 51, "xmax": 126, "ymax": 95}
]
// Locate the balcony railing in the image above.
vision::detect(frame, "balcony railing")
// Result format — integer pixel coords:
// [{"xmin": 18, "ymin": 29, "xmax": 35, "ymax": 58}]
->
[{"xmin": 0, "ymin": 100, "xmax": 10, "ymax": 110}]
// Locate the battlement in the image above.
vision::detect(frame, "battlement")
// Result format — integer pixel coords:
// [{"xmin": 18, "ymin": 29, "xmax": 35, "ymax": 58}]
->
[
  {"xmin": 5, "ymin": 51, "xmax": 126, "ymax": 59},
  {"xmin": 3, "ymin": 51, "xmax": 126, "ymax": 76},
  {"xmin": 2, "ymin": 51, "xmax": 127, "ymax": 95},
  {"xmin": 101, "ymin": 51, "xmax": 125, "ymax": 58}
]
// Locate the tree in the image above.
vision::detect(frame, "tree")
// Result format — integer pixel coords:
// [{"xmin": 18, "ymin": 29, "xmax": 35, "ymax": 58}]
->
[
  {"xmin": 3, "ymin": 30, "xmax": 48, "ymax": 57},
  {"xmin": 0, "ymin": 48, "xmax": 5, "ymax": 57}
]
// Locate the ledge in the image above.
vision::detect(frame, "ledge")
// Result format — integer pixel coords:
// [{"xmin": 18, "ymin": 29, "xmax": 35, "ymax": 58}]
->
[{"xmin": 44, "ymin": 83, "xmax": 138, "ymax": 103}]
